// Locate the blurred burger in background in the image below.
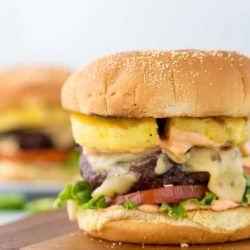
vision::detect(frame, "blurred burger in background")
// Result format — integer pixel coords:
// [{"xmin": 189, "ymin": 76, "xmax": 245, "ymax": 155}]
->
[{"xmin": 0, "ymin": 67, "xmax": 78, "ymax": 183}]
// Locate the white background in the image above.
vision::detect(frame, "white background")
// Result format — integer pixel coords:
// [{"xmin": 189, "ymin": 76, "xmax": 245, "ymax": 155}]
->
[{"xmin": 0, "ymin": 0, "xmax": 249, "ymax": 69}]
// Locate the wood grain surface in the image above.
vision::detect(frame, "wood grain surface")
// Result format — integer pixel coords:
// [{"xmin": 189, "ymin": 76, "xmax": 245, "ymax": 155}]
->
[
  {"xmin": 0, "ymin": 209, "xmax": 250, "ymax": 250},
  {"xmin": 0, "ymin": 209, "xmax": 77, "ymax": 250},
  {"xmin": 22, "ymin": 231, "xmax": 250, "ymax": 250}
]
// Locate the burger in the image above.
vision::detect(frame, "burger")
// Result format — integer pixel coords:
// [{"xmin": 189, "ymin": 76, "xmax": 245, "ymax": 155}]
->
[
  {"xmin": 0, "ymin": 67, "xmax": 78, "ymax": 183},
  {"xmin": 56, "ymin": 50, "xmax": 250, "ymax": 244}
]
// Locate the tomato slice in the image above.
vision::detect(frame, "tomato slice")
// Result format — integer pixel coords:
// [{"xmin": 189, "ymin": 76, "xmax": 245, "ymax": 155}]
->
[
  {"xmin": 0, "ymin": 150, "xmax": 69, "ymax": 163},
  {"xmin": 110, "ymin": 185, "xmax": 208, "ymax": 205},
  {"xmin": 244, "ymin": 166, "xmax": 250, "ymax": 175}
]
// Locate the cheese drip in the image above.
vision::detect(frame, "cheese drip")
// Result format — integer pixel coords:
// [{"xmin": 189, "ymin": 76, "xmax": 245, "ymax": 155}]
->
[
  {"xmin": 185, "ymin": 147, "xmax": 246, "ymax": 202},
  {"xmin": 92, "ymin": 168, "xmax": 138, "ymax": 197},
  {"xmin": 87, "ymin": 149, "xmax": 175, "ymax": 197},
  {"xmin": 86, "ymin": 149, "xmax": 158, "ymax": 197}
]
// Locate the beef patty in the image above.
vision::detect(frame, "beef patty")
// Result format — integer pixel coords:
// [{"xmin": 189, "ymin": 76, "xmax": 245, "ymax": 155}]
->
[{"xmin": 80, "ymin": 154, "xmax": 210, "ymax": 192}]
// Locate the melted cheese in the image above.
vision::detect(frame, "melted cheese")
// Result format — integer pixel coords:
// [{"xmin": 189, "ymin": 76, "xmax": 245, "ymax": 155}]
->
[
  {"xmin": 86, "ymin": 146, "xmax": 247, "ymax": 201},
  {"xmin": 86, "ymin": 149, "xmax": 158, "ymax": 172},
  {"xmin": 162, "ymin": 148, "xmax": 191, "ymax": 164},
  {"xmin": 92, "ymin": 169, "xmax": 138, "ymax": 197},
  {"xmin": 86, "ymin": 150, "xmax": 158, "ymax": 197},
  {"xmin": 154, "ymin": 153, "xmax": 173, "ymax": 175},
  {"xmin": 185, "ymin": 147, "xmax": 246, "ymax": 202}
]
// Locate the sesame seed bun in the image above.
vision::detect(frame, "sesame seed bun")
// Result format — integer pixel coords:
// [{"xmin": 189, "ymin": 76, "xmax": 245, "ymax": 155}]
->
[
  {"xmin": 0, "ymin": 66, "xmax": 71, "ymax": 111},
  {"xmin": 62, "ymin": 50, "xmax": 250, "ymax": 118},
  {"xmin": 67, "ymin": 201, "xmax": 250, "ymax": 244}
]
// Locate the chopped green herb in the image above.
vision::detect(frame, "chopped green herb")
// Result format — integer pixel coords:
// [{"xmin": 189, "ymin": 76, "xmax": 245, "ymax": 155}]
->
[
  {"xmin": 123, "ymin": 198, "xmax": 139, "ymax": 210},
  {"xmin": 160, "ymin": 202, "xmax": 186, "ymax": 217},
  {"xmin": 82, "ymin": 195, "xmax": 107, "ymax": 209},
  {"xmin": 185, "ymin": 192, "xmax": 217, "ymax": 207},
  {"xmin": 160, "ymin": 192, "xmax": 216, "ymax": 217},
  {"xmin": 198, "ymin": 192, "xmax": 217, "ymax": 205}
]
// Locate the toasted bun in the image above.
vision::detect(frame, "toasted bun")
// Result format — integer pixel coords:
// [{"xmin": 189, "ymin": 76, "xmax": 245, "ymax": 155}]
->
[
  {"xmin": 0, "ymin": 66, "xmax": 71, "ymax": 111},
  {"xmin": 62, "ymin": 50, "xmax": 250, "ymax": 118},
  {"xmin": 67, "ymin": 201, "xmax": 250, "ymax": 244}
]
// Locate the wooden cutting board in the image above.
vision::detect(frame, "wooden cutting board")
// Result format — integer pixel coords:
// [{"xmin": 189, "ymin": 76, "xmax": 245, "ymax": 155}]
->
[{"xmin": 0, "ymin": 209, "xmax": 250, "ymax": 250}]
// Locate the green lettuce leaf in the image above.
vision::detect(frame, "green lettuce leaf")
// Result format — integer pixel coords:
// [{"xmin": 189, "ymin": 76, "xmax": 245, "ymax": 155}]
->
[
  {"xmin": 242, "ymin": 187, "xmax": 250, "ymax": 204},
  {"xmin": 55, "ymin": 181, "xmax": 217, "ymax": 215},
  {"xmin": 245, "ymin": 174, "xmax": 250, "ymax": 187},
  {"xmin": 82, "ymin": 195, "xmax": 107, "ymax": 209},
  {"xmin": 123, "ymin": 198, "xmax": 139, "ymax": 210},
  {"xmin": 54, "ymin": 181, "xmax": 107, "ymax": 209},
  {"xmin": 159, "ymin": 192, "xmax": 216, "ymax": 217},
  {"xmin": 242, "ymin": 175, "xmax": 250, "ymax": 204},
  {"xmin": 54, "ymin": 181, "xmax": 92, "ymax": 208},
  {"xmin": 198, "ymin": 192, "xmax": 217, "ymax": 205},
  {"xmin": 184, "ymin": 192, "xmax": 217, "ymax": 207},
  {"xmin": 160, "ymin": 202, "xmax": 185, "ymax": 217}
]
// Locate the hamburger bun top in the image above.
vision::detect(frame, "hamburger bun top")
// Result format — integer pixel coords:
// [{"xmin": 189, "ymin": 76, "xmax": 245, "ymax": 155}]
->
[
  {"xmin": 0, "ymin": 66, "xmax": 71, "ymax": 111},
  {"xmin": 62, "ymin": 50, "xmax": 250, "ymax": 118}
]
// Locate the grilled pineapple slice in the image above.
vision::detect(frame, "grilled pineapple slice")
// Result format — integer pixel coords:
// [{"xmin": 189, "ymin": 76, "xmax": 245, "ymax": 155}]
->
[
  {"xmin": 169, "ymin": 117, "xmax": 250, "ymax": 145},
  {"xmin": 71, "ymin": 114, "xmax": 160, "ymax": 152}
]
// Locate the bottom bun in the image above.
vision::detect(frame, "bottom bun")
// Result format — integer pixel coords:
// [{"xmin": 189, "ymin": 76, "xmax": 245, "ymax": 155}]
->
[
  {"xmin": 0, "ymin": 160, "xmax": 76, "ymax": 182},
  {"xmin": 67, "ymin": 200, "xmax": 250, "ymax": 244}
]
